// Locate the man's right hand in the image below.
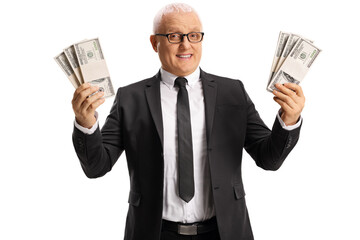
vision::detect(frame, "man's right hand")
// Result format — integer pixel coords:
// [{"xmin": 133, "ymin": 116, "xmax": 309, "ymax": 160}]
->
[{"xmin": 72, "ymin": 83, "xmax": 105, "ymax": 129}]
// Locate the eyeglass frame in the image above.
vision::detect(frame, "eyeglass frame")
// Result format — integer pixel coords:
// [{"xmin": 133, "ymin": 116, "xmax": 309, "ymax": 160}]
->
[{"xmin": 155, "ymin": 32, "xmax": 205, "ymax": 44}]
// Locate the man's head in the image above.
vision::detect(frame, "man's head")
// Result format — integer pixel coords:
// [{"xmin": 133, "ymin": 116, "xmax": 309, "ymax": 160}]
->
[{"xmin": 150, "ymin": 3, "xmax": 203, "ymax": 77}]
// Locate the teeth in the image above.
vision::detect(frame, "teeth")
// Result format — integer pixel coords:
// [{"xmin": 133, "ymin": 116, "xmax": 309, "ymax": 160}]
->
[{"xmin": 178, "ymin": 54, "xmax": 191, "ymax": 58}]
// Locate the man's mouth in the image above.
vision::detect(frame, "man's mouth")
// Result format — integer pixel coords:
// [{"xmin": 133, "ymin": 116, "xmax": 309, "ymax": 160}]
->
[{"xmin": 176, "ymin": 54, "xmax": 192, "ymax": 59}]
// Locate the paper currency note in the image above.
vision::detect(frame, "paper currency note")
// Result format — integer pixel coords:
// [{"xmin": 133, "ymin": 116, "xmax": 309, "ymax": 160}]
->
[
  {"xmin": 268, "ymin": 31, "xmax": 290, "ymax": 86},
  {"xmin": 274, "ymin": 34, "xmax": 301, "ymax": 74},
  {"xmin": 274, "ymin": 34, "xmax": 314, "ymax": 74},
  {"xmin": 74, "ymin": 38, "xmax": 115, "ymax": 98},
  {"xmin": 267, "ymin": 38, "xmax": 321, "ymax": 92},
  {"xmin": 54, "ymin": 52, "xmax": 80, "ymax": 88},
  {"xmin": 64, "ymin": 45, "xmax": 84, "ymax": 84}
]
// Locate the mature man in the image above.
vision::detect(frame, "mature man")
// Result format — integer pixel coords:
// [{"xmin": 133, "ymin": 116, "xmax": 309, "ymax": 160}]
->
[{"xmin": 72, "ymin": 3, "xmax": 304, "ymax": 240}]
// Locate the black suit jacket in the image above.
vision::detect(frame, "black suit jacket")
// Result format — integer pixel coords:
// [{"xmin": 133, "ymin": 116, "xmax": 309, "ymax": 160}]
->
[{"xmin": 73, "ymin": 69, "xmax": 301, "ymax": 240}]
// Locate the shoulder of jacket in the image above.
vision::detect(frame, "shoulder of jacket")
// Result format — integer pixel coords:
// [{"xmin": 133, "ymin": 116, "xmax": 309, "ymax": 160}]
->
[
  {"xmin": 201, "ymin": 70, "xmax": 244, "ymax": 88},
  {"xmin": 115, "ymin": 73, "xmax": 159, "ymax": 93}
]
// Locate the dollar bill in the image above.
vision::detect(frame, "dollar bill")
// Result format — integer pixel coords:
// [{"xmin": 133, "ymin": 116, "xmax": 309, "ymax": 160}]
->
[
  {"xmin": 74, "ymin": 38, "xmax": 115, "ymax": 98},
  {"xmin": 267, "ymin": 38, "xmax": 321, "ymax": 92},
  {"xmin": 54, "ymin": 52, "xmax": 80, "ymax": 88},
  {"xmin": 268, "ymin": 31, "xmax": 290, "ymax": 86},
  {"xmin": 64, "ymin": 45, "xmax": 84, "ymax": 84},
  {"xmin": 274, "ymin": 34, "xmax": 301, "ymax": 74},
  {"xmin": 274, "ymin": 34, "xmax": 314, "ymax": 74}
]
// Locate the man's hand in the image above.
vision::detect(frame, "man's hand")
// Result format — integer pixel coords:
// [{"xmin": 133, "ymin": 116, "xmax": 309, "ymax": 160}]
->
[
  {"xmin": 72, "ymin": 83, "xmax": 105, "ymax": 129},
  {"xmin": 273, "ymin": 83, "xmax": 305, "ymax": 126}
]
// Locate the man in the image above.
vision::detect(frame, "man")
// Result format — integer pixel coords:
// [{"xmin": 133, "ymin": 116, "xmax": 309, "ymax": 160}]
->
[{"xmin": 72, "ymin": 3, "xmax": 304, "ymax": 240}]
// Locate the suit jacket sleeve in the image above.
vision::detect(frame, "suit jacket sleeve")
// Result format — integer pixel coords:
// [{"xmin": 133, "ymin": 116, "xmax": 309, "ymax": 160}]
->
[
  {"xmin": 241, "ymin": 81, "xmax": 302, "ymax": 170},
  {"xmin": 72, "ymin": 88, "xmax": 124, "ymax": 178}
]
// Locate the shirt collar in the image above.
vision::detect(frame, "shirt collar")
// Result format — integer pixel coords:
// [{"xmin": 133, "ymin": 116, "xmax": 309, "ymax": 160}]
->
[{"xmin": 160, "ymin": 67, "xmax": 200, "ymax": 88}]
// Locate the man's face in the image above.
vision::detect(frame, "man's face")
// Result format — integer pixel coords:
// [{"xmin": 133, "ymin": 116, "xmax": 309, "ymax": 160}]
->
[{"xmin": 151, "ymin": 12, "xmax": 203, "ymax": 77}]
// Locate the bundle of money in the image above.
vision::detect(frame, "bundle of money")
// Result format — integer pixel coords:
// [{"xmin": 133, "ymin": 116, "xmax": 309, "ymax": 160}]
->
[
  {"xmin": 267, "ymin": 32, "xmax": 321, "ymax": 92},
  {"xmin": 54, "ymin": 38, "xmax": 115, "ymax": 98}
]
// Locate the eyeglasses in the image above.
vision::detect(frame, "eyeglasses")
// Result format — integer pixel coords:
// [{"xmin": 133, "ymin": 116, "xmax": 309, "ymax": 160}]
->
[{"xmin": 155, "ymin": 32, "xmax": 204, "ymax": 44}]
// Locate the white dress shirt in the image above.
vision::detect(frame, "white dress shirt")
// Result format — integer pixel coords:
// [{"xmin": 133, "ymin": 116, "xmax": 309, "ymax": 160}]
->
[
  {"xmin": 74, "ymin": 67, "xmax": 302, "ymax": 223},
  {"xmin": 159, "ymin": 68, "xmax": 215, "ymax": 223}
]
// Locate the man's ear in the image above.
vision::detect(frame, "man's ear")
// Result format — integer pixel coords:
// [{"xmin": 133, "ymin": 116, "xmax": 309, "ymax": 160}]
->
[{"xmin": 150, "ymin": 35, "xmax": 158, "ymax": 52}]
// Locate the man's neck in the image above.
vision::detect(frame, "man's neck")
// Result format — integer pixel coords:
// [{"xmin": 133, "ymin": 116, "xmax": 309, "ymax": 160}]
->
[{"xmin": 160, "ymin": 67, "xmax": 200, "ymax": 87}]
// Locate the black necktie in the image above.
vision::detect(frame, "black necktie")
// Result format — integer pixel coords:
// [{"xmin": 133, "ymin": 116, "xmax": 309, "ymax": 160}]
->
[{"xmin": 174, "ymin": 77, "xmax": 194, "ymax": 203}]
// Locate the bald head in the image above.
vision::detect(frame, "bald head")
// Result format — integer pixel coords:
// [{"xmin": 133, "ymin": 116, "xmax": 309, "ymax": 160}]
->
[{"xmin": 153, "ymin": 3, "xmax": 202, "ymax": 34}]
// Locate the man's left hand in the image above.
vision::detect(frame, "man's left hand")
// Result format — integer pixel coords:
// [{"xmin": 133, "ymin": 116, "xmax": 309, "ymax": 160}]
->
[{"xmin": 273, "ymin": 83, "xmax": 305, "ymax": 126}]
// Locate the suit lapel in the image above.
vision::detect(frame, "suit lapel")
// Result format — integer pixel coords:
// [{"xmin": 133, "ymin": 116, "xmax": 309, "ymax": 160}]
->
[
  {"xmin": 144, "ymin": 69, "xmax": 217, "ymax": 148},
  {"xmin": 200, "ymin": 69, "xmax": 217, "ymax": 147},
  {"xmin": 145, "ymin": 71, "xmax": 164, "ymax": 148}
]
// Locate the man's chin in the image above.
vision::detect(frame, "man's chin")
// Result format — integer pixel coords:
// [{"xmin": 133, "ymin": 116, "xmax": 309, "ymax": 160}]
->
[
  {"xmin": 163, "ymin": 64, "xmax": 198, "ymax": 76},
  {"xmin": 174, "ymin": 65, "xmax": 198, "ymax": 77}
]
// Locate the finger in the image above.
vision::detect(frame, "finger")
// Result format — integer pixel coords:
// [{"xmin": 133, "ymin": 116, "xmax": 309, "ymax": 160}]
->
[
  {"xmin": 81, "ymin": 96, "xmax": 106, "ymax": 116},
  {"xmin": 273, "ymin": 97, "xmax": 292, "ymax": 113},
  {"xmin": 274, "ymin": 83, "xmax": 304, "ymax": 107},
  {"xmin": 275, "ymin": 83, "xmax": 297, "ymax": 98},
  {"xmin": 283, "ymin": 83, "xmax": 304, "ymax": 98},
  {"xmin": 73, "ymin": 85, "xmax": 100, "ymax": 111},
  {"xmin": 81, "ymin": 90, "xmax": 105, "ymax": 112},
  {"xmin": 88, "ymin": 96, "xmax": 106, "ymax": 112},
  {"xmin": 72, "ymin": 83, "xmax": 92, "ymax": 107},
  {"xmin": 282, "ymin": 83, "xmax": 305, "ymax": 108},
  {"xmin": 273, "ymin": 89, "xmax": 297, "ymax": 109},
  {"xmin": 73, "ymin": 83, "xmax": 91, "ymax": 99}
]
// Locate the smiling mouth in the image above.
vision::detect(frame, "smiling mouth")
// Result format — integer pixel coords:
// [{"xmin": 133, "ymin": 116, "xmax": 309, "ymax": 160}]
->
[{"xmin": 176, "ymin": 54, "xmax": 192, "ymax": 59}]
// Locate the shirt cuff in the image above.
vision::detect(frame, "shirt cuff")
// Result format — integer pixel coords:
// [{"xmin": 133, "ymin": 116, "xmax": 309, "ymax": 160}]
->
[
  {"xmin": 276, "ymin": 110, "xmax": 302, "ymax": 131},
  {"xmin": 74, "ymin": 111, "xmax": 99, "ymax": 135}
]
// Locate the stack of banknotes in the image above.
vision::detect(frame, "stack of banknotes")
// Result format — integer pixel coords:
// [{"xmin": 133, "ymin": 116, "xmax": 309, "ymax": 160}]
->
[
  {"xmin": 267, "ymin": 32, "xmax": 321, "ymax": 92},
  {"xmin": 54, "ymin": 38, "xmax": 115, "ymax": 98}
]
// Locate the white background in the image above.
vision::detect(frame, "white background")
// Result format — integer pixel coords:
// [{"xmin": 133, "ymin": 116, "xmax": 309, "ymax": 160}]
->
[{"xmin": 1, "ymin": 0, "xmax": 359, "ymax": 239}]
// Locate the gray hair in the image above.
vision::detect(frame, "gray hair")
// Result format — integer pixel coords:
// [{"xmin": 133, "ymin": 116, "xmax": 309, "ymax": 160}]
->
[{"xmin": 153, "ymin": 3, "xmax": 201, "ymax": 34}]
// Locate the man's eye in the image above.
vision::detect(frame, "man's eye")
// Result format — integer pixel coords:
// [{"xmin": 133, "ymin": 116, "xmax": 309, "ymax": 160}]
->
[
  {"xmin": 189, "ymin": 33, "xmax": 200, "ymax": 40},
  {"xmin": 170, "ymin": 34, "xmax": 180, "ymax": 39}
]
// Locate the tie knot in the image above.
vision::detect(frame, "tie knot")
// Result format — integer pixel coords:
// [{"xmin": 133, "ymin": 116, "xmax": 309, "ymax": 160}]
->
[{"xmin": 174, "ymin": 77, "xmax": 187, "ymax": 88}]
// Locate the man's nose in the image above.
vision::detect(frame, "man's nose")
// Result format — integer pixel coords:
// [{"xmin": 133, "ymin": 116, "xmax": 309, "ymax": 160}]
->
[{"xmin": 179, "ymin": 35, "xmax": 191, "ymax": 49}]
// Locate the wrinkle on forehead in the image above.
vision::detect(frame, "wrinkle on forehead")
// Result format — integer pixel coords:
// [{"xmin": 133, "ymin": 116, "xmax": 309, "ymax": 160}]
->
[{"xmin": 158, "ymin": 12, "xmax": 202, "ymax": 34}]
